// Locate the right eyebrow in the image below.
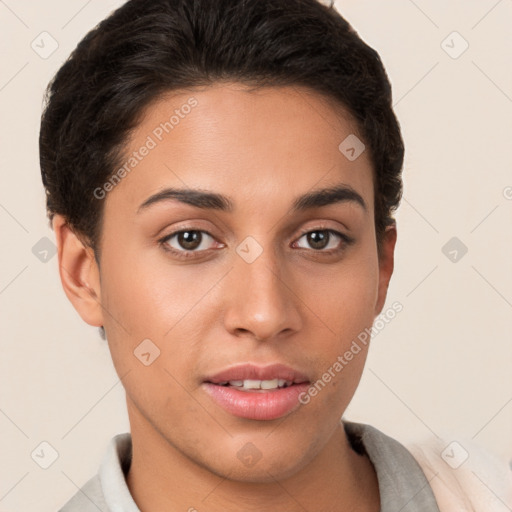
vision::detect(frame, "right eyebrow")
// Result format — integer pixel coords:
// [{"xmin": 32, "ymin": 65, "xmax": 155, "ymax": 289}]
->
[{"xmin": 137, "ymin": 188, "xmax": 234, "ymax": 214}]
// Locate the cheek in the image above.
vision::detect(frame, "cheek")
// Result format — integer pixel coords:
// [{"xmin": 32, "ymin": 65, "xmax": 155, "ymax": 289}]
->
[
  {"xmin": 307, "ymin": 250, "xmax": 379, "ymax": 334},
  {"xmin": 100, "ymin": 248, "xmax": 214, "ymax": 337},
  {"xmin": 98, "ymin": 249, "xmax": 223, "ymax": 391},
  {"xmin": 299, "ymin": 245, "xmax": 379, "ymax": 394}
]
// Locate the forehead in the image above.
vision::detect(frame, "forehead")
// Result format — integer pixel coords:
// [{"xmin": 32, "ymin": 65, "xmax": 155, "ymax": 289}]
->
[{"xmin": 104, "ymin": 83, "xmax": 374, "ymax": 218}]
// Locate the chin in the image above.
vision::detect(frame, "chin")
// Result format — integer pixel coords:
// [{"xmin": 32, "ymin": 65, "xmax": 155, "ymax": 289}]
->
[
  {"xmin": 202, "ymin": 447, "xmax": 309, "ymax": 484},
  {"xmin": 217, "ymin": 462, "xmax": 300, "ymax": 484}
]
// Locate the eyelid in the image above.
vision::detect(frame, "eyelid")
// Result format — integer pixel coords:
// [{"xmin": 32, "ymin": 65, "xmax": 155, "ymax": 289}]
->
[{"xmin": 296, "ymin": 222, "xmax": 353, "ymax": 241}]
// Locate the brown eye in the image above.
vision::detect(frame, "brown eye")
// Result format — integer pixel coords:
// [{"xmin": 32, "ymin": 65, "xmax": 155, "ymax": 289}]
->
[
  {"xmin": 161, "ymin": 229, "xmax": 216, "ymax": 253},
  {"xmin": 176, "ymin": 231, "xmax": 202, "ymax": 250},
  {"xmin": 295, "ymin": 229, "xmax": 346, "ymax": 251},
  {"xmin": 305, "ymin": 231, "xmax": 329, "ymax": 250}
]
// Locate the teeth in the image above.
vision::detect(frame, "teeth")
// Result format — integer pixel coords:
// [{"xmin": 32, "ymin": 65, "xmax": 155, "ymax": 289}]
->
[
  {"xmin": 260, "ymin": 379, "xmax": 279, "ymax": 389},
  {"xmin": 224, "ymin": 379, "xmax": 292, "ymax": 390}
]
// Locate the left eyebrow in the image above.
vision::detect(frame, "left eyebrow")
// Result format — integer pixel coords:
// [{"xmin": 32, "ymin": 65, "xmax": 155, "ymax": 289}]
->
[
  {"xmin": 136, "ymin": 183, "xmax": 367, "ymax": 214},
  {"xmin": 291, "ymin": 184, "xmax": 367, "ymax": 213}
]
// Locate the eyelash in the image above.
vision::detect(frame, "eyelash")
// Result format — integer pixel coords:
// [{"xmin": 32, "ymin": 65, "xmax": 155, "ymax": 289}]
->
[{"xmin": 158, "ymin": 226, "xmax": 355, "ymax": 260}]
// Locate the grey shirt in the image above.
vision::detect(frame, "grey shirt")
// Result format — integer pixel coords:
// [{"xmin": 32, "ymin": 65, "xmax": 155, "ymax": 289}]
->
[{"xmin": 59, "ymin": 420, "xmax": 440, "ymax": 512}]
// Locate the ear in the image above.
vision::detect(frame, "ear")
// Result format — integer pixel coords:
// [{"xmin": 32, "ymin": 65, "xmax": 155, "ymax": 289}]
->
[
  {"xmin": 374, "ymin": 223, "xmax": 397, "ymax": 317},
  {"xmin": 52, "ymin": 214, "xmax": 104, "ymax": 328}
]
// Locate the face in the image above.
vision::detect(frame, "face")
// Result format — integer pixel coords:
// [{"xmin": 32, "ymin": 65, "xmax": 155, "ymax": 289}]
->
[{"xmin": 60, "ymin": 82, "xmax": 395, "ymax": 483}]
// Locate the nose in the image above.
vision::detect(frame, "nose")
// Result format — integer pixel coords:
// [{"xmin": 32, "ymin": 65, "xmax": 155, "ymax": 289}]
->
[{"xmin": 222, "ymin": 243, "xmax": 303, "ymax": 341}]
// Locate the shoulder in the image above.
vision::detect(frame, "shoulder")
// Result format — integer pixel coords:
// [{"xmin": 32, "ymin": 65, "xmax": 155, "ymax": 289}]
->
[
  {"xmin": 343, "ymin": 420, "xmax": 441, "ymax": 510},
  {"xmin": 58, "ymin": 474, "xmax": 110, "ymax": 512},
  {"xmin": 57, "ymin": 432, "xmax": 133, "ymax": 512},
  {"xmin": 404, "ymin": 434, "xmax": 512, "ymax": 511}
]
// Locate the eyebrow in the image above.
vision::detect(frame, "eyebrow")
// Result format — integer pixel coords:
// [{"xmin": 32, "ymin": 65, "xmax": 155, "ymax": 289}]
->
[{"xmin": 137, "ymin": 183, "xmax": 367, "ymax": 214}]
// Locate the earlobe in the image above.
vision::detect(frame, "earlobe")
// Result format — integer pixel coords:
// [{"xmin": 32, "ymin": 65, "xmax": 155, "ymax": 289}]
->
[
  {"xmin": 52, "ymin": 215, "xmax": 104, "ymax": 328},
  {"xmin": 375, "ymin": 224, "xmax": 397, "ymax": 317}
]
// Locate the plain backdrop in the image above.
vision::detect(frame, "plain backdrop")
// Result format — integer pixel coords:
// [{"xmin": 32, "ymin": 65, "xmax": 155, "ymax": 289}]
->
[{"xmin": 1, "ymin": 0, "xmax": 511, "ymax": 510}]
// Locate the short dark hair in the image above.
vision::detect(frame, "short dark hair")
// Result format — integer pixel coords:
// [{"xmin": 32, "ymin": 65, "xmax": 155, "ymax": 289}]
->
[{"xmin": 39, "ymin": 0, "xmax": 404, "ymax": 260}]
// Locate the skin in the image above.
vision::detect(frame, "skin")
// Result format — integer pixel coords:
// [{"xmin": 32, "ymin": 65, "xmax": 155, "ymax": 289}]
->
[{"xmin": 53, "ymin": 82, "xmax": 396, "ymax": 512}]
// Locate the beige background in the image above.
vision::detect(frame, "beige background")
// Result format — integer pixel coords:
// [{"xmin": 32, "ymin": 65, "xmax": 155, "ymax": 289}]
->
[{"xmin": 1, "ymin": 0, "xmax": 511, "ymax": 510}]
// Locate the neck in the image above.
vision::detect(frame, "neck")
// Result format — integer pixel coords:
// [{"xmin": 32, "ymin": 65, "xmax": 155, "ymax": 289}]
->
[{"xmin": 125, "ymin": 400, "xmax": 380, "ymax": 512}]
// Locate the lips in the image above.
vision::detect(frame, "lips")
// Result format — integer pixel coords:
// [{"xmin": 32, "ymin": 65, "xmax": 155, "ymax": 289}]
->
[
  {"xmin": 204, "ymin": 362, "xmax": 310, "ymax": 385},
  {"xmin": 202, "ymin": 363, "xmax": 311, "ymax": 420}
]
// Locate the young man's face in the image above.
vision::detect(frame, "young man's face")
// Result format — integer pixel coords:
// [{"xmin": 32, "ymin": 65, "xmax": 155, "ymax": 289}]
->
[{"xmin": 56, "ymin": 82, "xmax": 395, "ymax": 482}]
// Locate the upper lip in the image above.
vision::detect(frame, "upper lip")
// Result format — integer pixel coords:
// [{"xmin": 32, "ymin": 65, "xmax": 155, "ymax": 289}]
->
[{"xmin": 204, "ymin": 363, "xmax": 310, "ymax": 384}]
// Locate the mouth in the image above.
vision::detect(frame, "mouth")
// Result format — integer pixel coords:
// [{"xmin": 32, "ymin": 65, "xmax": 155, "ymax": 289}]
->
[
  {"xmin": 204, "ymin": 362, "xmax": 310, "ymax": 385},
  {"xmin": 202, "ymin": 363, "xmax": 311, "ymax": 420},
  {"xmin": 207, "ymin": 378, "xmax": 306, "ymax": 392}
]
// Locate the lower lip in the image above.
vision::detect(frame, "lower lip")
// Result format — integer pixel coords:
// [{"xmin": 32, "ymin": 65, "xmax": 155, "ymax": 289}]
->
[{"xmin": 202, "ymin": 383, "xmax": 310, "ymax": 421}]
